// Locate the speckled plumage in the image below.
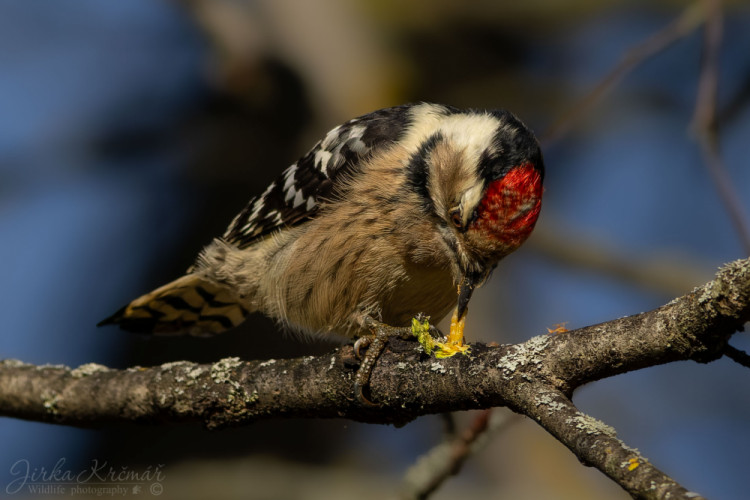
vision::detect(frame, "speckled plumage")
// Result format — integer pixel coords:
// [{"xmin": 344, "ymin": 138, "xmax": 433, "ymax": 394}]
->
[{"xmin": 100, "ymin": 103, "xmax": 544, "ymax": 340}]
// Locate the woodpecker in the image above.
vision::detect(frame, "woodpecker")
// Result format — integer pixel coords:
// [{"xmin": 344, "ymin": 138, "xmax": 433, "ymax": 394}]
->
[{"xmin": 100, "ymin": 102, "xmax": 544, "ymax": 402}]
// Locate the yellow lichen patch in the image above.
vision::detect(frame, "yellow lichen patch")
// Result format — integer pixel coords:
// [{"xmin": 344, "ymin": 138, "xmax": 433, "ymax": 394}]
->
[
  {"xmin": 546, "ymin": 322, "xmax": 569, "ymax": 335},
  {"xmin": 412, "ymin": 317, "xmax": 436, "ymax": 356},
  {"xmin": 433, "ymin": 340, "xmax": 470, "ymax": 358},
  {"xmin": 436, "ymin": 308, "xmax": 471, "ymax": 357},
  {"xmin": 627, "ymin": 457, "xmax": 640, "ymax": 471},
  {"xmin": 412, "ymin": 313, "xmax": 470, "ymax": 359}
]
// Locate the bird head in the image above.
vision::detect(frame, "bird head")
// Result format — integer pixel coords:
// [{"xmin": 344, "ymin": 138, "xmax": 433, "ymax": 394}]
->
[{"xmin": 413, "ymin": 106, "xmax": 544, "ymax": 310}]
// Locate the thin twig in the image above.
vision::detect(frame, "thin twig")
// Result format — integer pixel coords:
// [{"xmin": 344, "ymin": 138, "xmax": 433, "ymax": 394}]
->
[
  {"xmin": 399, "ymin": 410, "xmax": 519, "ymax": 500},
  {"xmin": 724, "ymin": 344, "xmax": 750, "ymax": 369},
  {"xmin": 528, "ymin": 223, "xmax": 714, "ymax": 296},
  {"xmin": 542, "ymin": 3, "xmax": 704, "ymax": 146},
  {"xmin": 691, "ymin": 0, "xmax": 750, "ymax": 254},
  {"xmin": 439, "ymin": 412, "xmax": 457, "ymax": 437}
]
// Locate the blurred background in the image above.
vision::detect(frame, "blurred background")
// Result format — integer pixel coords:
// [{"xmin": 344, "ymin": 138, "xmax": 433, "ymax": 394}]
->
[{"xmin": 1, "ymin": 0, "xmax": 749, "ymax": 499}]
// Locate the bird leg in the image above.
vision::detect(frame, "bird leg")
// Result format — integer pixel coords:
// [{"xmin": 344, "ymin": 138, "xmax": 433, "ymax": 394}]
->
[
  {"xmin": 353, "ymin": 310, "xmax": 472, "ymax": 405},
  {"xmin": 353, "ymin": 316, "xmax": 414, "ymax": 406}
]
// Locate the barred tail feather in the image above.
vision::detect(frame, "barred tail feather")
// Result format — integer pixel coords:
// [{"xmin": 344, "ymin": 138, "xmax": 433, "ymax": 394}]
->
[{"xmin": 98, "ymin": 274, "xmax": 249, "ymax": 336}]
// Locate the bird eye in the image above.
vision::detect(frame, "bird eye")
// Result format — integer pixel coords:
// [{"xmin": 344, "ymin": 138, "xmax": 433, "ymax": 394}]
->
[{"xmin": 450, "ymin": 209, "xmax": 463, "ymax": 228}]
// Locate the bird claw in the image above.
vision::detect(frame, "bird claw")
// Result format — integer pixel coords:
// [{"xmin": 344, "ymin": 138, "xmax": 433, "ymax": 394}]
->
[
  {"xmin": 353, "ymin": 336, "xmax": 372, "ymax": 359},
  {"xmin": 353, "ymin": 381, "xmax": 377, "ymax": 407},
  {"xmin": 351, "ymin": 313, "xmax": 468, "ymax": 404},
  {"xmin": 352, "ymin": 316, "xmax": 412, "ymax": 406}
]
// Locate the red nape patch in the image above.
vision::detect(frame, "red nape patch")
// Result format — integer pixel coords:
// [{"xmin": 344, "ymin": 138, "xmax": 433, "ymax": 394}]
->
[{"xmin": 470, "ymin": 163, "xmax": 543, "ymax": 248}]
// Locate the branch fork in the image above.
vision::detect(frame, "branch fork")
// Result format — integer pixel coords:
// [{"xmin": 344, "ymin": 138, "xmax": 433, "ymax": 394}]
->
[{"xmin": 2, "ymin": 258, "xmax": 749, "ymax": 499}]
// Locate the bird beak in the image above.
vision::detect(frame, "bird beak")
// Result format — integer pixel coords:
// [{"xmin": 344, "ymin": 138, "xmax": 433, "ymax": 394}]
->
[{"xmin": 456, "ymin": 275, "xmax": 476, "ymax": 320}]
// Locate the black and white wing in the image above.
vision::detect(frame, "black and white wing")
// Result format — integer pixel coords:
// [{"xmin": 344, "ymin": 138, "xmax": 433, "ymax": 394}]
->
[{"xmin": 223, "ymin": 104, "xmax": 419, "ymax": 248}]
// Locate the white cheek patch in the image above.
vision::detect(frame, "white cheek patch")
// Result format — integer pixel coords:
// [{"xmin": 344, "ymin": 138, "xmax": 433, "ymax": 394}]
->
[{"xmin": 460, "ymin": 182, "xmax": 485, "ymax": 225}]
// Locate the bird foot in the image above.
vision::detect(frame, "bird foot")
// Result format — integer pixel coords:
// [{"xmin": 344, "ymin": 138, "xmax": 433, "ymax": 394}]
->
[
  {"xmin": 353, "ymin": 313, "xmax": 470, "ymax": 405},
  {"xmin": 353, "ymin": 317, "xmax": 413, "ymax": 406}
]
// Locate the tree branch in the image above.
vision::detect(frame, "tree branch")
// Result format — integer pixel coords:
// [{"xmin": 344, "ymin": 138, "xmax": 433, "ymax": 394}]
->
[
  {"xmin": 724, "ymin": 344, "xmax": 750, "ymax": 368},
  {"xmin": 399, "ymin": 409, "xmax": 520, "ymax": 500},
  {"xmin": 2, "ymin": 258, "xmax": 749, "ymax": 499},
  {"xmin": 529, "ymin": 223, "xmax": 714, "ymax": 296},
  {"xmin": 542, "ymin": 2, "xmax": 705, "ymax": 146},
  {"xmin": 691, "ymin": 0, "xmax": 750, "ymax": 254},
  {"xmin": 528, "ymin": 386, "xmax": 704, "ymax": 499}
]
